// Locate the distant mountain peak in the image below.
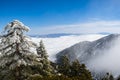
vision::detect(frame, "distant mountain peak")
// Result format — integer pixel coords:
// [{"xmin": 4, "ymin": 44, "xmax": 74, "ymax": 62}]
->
[{"xmin": 29, "ymin": 33, "xmax": 81, "ymax": 38}]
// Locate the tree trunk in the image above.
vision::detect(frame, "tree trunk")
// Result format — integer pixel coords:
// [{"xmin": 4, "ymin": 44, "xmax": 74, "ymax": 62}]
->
[{"xmin": 15, "ymin": 66, "xmax": 21, "ymax": 80}]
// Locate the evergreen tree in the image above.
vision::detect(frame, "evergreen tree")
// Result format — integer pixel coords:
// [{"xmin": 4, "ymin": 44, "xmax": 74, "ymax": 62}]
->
[
  {"xmin": 37, "ymin": 40, "xmax": 48, "ymax": 59},
  {"xmin": 117, "ymin": 75, "xmax": 120, "ymax": 80},
  {"xmin": 36, "ymin": 40, "xmax": 53, "ymax": 76},
  {"xmin": 109, "ymin": 75, "xmax": 114, "ymax": 80},
  {"xmin": 0, "ymin": 20, "xmax": 42, "ymax": 80},
  {"xmin": 58, "ymin": 55, "xmax": 71, "ymax": 76},
  {"xmin": 58, "ymin": 56, "xmax": 93, "ymax": 80},
  {"xmin": 71, "ymin": 59, "xmax": 81, "ymax": 76},
  {"xmin": 71, "ymin": 59, "xmax": 93, "ymax": 80},
  {"xmin": 102, "ymin": 73, "xmax": 114, "ymax": 80}
]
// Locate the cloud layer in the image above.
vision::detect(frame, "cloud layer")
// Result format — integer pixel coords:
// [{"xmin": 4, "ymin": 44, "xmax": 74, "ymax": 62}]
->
[
  {"xmin": 32, "ymin": 34, "xmax": 105, "ymax": 61},
  {"xmin": 30, "ymin": 20, "xmax": 120, "ymax": 35},
  {"xmin": 88, "ymin": 36, "xmax": 120, "ymax": 76}
]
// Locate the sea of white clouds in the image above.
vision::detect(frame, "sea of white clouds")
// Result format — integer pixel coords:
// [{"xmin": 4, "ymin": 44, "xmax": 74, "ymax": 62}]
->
[{"xmin": 31, "ymin": 34, "xmax": 106, "ymax": 61}]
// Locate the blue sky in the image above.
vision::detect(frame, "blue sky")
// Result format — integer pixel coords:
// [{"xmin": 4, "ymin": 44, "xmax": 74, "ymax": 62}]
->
[{"xmin": 0, "ymin": 0, "xmax": 120, "ymax": 34}]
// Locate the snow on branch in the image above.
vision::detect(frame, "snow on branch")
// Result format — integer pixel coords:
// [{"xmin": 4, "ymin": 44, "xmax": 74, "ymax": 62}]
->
[{"xmin": 4, "ymin": 20, "xmax": 30, "ymax": 33}]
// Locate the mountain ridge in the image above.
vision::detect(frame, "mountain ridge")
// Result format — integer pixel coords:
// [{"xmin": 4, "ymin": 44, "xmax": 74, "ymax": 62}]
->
[
  {"xmin": 56, "ymin": 34, "xmax": 120, "ymax": 79},
  {"xmin": 56, "ymin": 34, "xmax": 120, "ymax": 65}
]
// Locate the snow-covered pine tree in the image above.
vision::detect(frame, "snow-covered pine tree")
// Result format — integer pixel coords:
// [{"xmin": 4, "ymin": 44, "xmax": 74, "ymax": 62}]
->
[
  {"xmin": 37, "ymin": 40, "xmax": 48, "ymax": 59},
  {"xmin": 37, "ymin": 40, "xmax": 53, "ymax": 76},
  {"xmin": 0, "ymin": 20, "xmax": 42, "ymax": 80}
]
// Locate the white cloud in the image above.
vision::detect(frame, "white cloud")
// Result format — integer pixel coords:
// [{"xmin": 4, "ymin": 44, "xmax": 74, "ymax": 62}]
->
[
  {"xmin": 88, "ymin": 36, "xmax": 120, "ymax": 76},
  {"xmin": 29, "ymin": 20, "xmax": 120, "ymax": 34},
  {"xmin": 31, "ymin": 34, "xmax": 106, "ymax": 61}
]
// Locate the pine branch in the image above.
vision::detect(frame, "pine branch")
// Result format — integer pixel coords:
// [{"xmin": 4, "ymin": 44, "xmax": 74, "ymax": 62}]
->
[
  {"xmin": 0, "ymin": 43, "xmax": 15, "ymax": 51},
  {"xmin": 1, "ymin": 32, "xmax": 14, "ymax": 38}
]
